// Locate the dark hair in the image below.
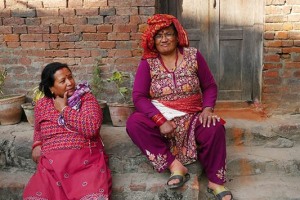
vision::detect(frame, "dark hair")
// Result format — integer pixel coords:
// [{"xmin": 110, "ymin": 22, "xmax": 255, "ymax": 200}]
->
[{"xmin": 39, "ymin": 62, "xmax": 71, "ymax": 98}]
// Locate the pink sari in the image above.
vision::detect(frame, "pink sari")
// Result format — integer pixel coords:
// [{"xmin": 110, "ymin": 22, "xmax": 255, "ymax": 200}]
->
[{"xmin": 23, "ymin": 142, "xmax": 112, "ymax": 200}]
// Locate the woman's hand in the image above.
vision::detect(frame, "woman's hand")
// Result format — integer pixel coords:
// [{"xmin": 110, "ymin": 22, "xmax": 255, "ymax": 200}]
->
[
  {"xmin": 53, "ymin": 91, "xmax": 68, "ymax": 112},
  {"xmin": 159, "ymin": 120, "xmax": 177, "ymax": 138},
  {"xmin": 32, "ymin": 145, "xmax": 41, "ymax": 163},
  {"xmin": 199, "ymin": 107, "xmax": 220, "ymax": 127}
]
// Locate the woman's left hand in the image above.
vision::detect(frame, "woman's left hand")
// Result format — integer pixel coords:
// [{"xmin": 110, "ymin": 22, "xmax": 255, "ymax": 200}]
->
[{"xmin": 199, "ymin": 107, "xmax": 220, "ymax": 127}]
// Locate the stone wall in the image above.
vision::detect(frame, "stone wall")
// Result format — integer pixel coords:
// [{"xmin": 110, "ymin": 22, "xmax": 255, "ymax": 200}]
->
[{"xmin": 263, "ymin": 0, "xmax": 300, "ymax": 114}]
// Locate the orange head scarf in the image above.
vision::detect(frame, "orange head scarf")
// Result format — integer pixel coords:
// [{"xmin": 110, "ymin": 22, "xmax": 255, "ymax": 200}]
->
[{"xmin": 141, "ymin": 14, "xmax": 189, "ymax": 59}]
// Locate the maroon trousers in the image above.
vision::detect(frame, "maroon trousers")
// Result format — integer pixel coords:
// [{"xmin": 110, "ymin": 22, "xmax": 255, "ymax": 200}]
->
[{"xmin": 126, "ymin": 112, "xmax": 227, "ymax": 185}]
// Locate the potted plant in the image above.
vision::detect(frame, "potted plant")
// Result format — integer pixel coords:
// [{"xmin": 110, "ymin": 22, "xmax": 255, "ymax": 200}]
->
[
  {"xmin": 21, "ymin": 86, "xmax": 44, "ymax": 126},
  {"xmin": 91, "ymin": 58, "xmax": 107, "ymax": 109},
  {"xmin": 106, "ymin": 71, "xmax": 135, "ymax": 127},
  {"xmin": 0, "ymin": 67, "xmax": 26, "ymax": 125}
]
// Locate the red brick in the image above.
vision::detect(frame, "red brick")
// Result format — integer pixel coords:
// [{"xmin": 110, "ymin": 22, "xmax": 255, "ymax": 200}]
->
[
  {"xmin": 36, "ymin": 8, "xmax": 59, "ymax": 17},
  {"xmin": 282, "ymin": 40, "xmax": 294, "ymax": 47},
  {"xmin": 130, "ymin": 15, "xmax": 143, "ymax": 25},
  {"xmin": 68, "ymin": 0, "xmax": 83, "ymax": 8},
  {"xmin": 285, "ymin": 62, "xmax": 300, "ymax": 68},
  {"xmin": 263, "ymin": 70, "xmax": 279, "ymax": 77},
  {"xmin": 282, "ymin": 22, "xmax": 293, "ymax": 30},
  {"xmin": 99, "ymin": 41, "xmax": 116, "ymax": 49},
  {"xmin": 74, "ymin": 41, "xmax": 99, "ymax": 48},
  {"xmin": 84, "ymin": 0, "xmax": 107, "ymax": 7},
  {"xmin": 13, "ymin": 26, "xmax": 27, "ymax": 34},
  {"xmin": 27, "ymin": 0, "xmax": 43, "ymax": 8},
  {"xmin": 27, "ymin": 26, "xmax": 50, "ymax": 34},
  {"xmin": 105, "ymin": 16, "xmax": 130, "ymax": 24},
  {"xmin": 288, "ymin": 14, "xmax": 300, "ymax": 21},
  {"xmin": 264, "ymin": 40, "xmax": 282, "ymax": 47},
  {"xmin": 43, "ymin": 0, "xmax": 66, "ymax": 8},
  {"xmin": 263, "ymin": 63, "xmax": 282, "ymax": 70},
  {"xmin": 82, "ymin": 33, "xmax": 107, "ymax": 41},
  {"xmin": 275, "ymin": 31, "xmax": 288, "ymax": 39},
  {"xmin": 3, "ymin": 17, "xmax": 25, "ymax": 25},
  {"xmin": 109, "ymin": 0, "xmax": 131, "ymax": 6},
  {"xmin": 263, "ymin": 78, "xmax": 282, "ymax": 85},
  {"xmin": 289, "ymin": 31, "xmax": 300, "ymax": 40},
  {"xmin": 68, "ymin": 49, "xmax": 91, "ymax": 57},
  {"xmin": 291, "ymin": 53, "xmax": 300, "ymax": 61},
  {"xmin": 25, "ymin": 18, "xmax": 41, "ymax": 25},
  {"xmin": 108, "ymin": 33, "xmax": 130, "ymax": 41},
  {"xmin": 76, "ymin": 8, "xmax": 99, "ymax": 16},
  {"xmin": 97, "ymin": 25, "xmax": 113, "ymax": 33},
  {"xmin": 139, "ymin": 7, "xmax": 155, "ymax": 15},
  {"xmin": 264, "ymin": 23, "xmax": 283, "ymax": 31},
  {"xmin": 132, "ymin": 0, "xmax": 155, "ymax": 6},
  {"xmin": 116, "ymin": 7, "xmax": 138, "ymax": 15},
  {"xmin": 108, "ymin": 49, "xmax": 132, "ymax": 58},
  {"xmin": 282, "ymin": 70, "xmax": 293, "ymax": 78},
  {"xmin": 130, "ymin": 32, "xmax": 142, "ymax": 40},
  {"xmin": 59, "ymin": 25, "xmax": 74, "ymax": 33},
  {"xmin": 283, "ymin": 47, "xmax": 300, "ymax": 53},
  {"xmin": 4, "ymin": 34, "xmax": 19, "ymax": 42},
  {"xmin": 59, "ymin": 8, "xmax": 76, "ymax": 16},
  {"xmin": 0, "ymin": 9, "xmax": 10, "ymax": 17},
  {"xmin": 114, "ymin": 24, "xmax": 137, "ymax": 33},
  {"xmin": 264, "ymin": 47, "xmax": 282, "ymax": 54},
  {"xmin": 294, "ymin": 70, "xmax": 300, "ymax": 77},
  {"xmin": 116, "ymin": 41, "xmax": 139, "ymax": 49},
  {"xmin": 41, "ymin": 17, "xmax": 63, "ymax": 25},
  {"xmin": 6, "ymin": 42, "xmax": 20, "ymax": 48},
  {"xmin": 265, "ymin": 15, "xmax": 286, "ymax": 23},
  {"xmin": 264, "ymin": 54, "xmax": 281, "ymax": 62},
  {"xmin": 43, "ymin": 34, "xmax": 58, "ymax": 42},
  {"xmin": 115, "ymin": 57, "xmax": 140, "ymax": 66},
  {"xmin": 19, "ymin": 57, "xmax": 32, "ymax": 65},
  {"xmin": 20, "ymin": 34, "xmax": 43, "ymax": 41},
  {"xmin": 74, "ymin": 25, "xmax": 97, "ymax": 33},
  {"xmin": 58, "ymin": 34, "xmax": 81, "ymax": 42},
  {"xmin": 64, "ymin": 17, "xmax": 87, "ymax": 25},
  {"xmin": 49, "ymin": 42, "xmax": 75, "ymax": 49},
  {"xmin": 45, "ymin": 50, "xmax": 68, "ymax": 57},
  {"xmin": 21, "ymin": 42, "xmax": 49, "ymax": 49}
]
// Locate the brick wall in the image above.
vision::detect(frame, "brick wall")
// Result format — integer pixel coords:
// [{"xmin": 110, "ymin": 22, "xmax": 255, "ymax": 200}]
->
[
  {"xmin": 264, "ymin": 0, "xmax": 300, "ymax": 114},
  {"xmin": 1, "ymin": 0, "xmax": 300, "ymax": 114},
  {"xmin": 0, "ymin": 0, "xmax": 155, "ymax": 103}
]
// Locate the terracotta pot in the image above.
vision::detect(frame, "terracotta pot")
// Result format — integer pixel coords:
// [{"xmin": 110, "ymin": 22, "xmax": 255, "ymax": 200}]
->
[
  {"xmin": 0, "ymin": 94, "xmax": 26, "ymax": 125},
  {"xmin": 107, "ymin": 103, "xmax": 135, "ymax": 127},
  {"xmin": 21, "ymin": 103, "xmax": 35, "ymax": 126},
  {"xmin": 97, "ymin": 99, "xmax": 107, "ymax": 109}
]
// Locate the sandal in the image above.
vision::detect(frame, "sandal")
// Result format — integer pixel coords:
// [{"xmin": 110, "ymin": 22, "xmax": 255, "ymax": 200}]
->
[
  {"xmin": 167, "ymin": 171, "xmax": 190, "ymax": 189},
  {"xmin": 207, "ymin": 185, "xmax": 233, "ymax": 200}
]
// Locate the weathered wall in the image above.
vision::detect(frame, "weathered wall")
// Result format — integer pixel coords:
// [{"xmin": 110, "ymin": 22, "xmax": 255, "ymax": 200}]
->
[
  {"xmin": 1, "ymin": 0, "xmax": 300, "ymax": 114},
  {"xmin": 0, "ymin": 0, "xmax": 154, "ymax": 103},
  {"xmin": 263, "ymin": 0, "xmax": 300, "ymax": 114}
]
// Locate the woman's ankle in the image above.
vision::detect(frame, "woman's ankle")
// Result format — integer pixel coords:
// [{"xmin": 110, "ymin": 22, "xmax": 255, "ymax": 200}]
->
[{"xmin": 168, "ymin": 159, "xmax": 188, "ymax": 174}]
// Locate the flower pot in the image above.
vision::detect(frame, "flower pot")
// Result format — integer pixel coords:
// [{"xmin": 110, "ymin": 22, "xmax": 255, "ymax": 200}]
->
[
  {"xmin": 21, "ymin": 103, "xmax": 35, "ymax": 126},
  {"xmin": 0, "ymin": 94, "xmax": 26, "ymax": 125},
  {"xmin": 97, "ymin": 99, "xmax": 107, "ymax": 109},
  {"xmin": 107, "ymin": 103, "xmax": 135, "ymax": 127}
]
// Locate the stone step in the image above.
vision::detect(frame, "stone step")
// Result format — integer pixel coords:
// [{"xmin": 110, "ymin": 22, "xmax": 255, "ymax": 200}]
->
[{"xmin": 227, "ymin": 145, "xmax": 300, "ymax": 177}]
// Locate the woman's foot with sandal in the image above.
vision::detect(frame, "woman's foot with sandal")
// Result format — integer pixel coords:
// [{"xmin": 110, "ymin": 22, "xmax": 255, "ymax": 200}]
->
[
  {"xmin": 167, "ymin": 159, "xmax": 189, "ymax": 189},
  {"xmin": 207, "ymin": 181, "xmax": 233, "ymax": 200}
]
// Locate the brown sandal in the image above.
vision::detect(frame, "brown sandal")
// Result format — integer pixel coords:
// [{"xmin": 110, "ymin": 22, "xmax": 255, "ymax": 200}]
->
[{"xmin": 207, "ymin": 185, "xmax": 233, "ymax": 200}]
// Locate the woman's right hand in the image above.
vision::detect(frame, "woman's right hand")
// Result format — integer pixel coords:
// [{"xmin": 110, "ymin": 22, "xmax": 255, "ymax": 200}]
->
[
  {"xmin": 159, "ymin": 120, "xmax": 177, "ymax": 138},
  {"xmin": 32, "ymin": 145, "xmax": 41, "ymax": 163}
]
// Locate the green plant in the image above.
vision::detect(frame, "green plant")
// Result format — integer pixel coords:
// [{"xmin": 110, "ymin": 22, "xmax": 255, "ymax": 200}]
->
[
  {"xmin": 91, "ymin": 58, "xmax": 105, "ymax": 100},
  {"xmin": 31, "ymin": 86, "xmax": 44, "ymax": 106},
  {"xmin": 0, "ymin": 68, "xmax": 7, "ymax": 95},
  {"xmin": 107, "ymin": 71, "xmax": 133, "ymax": 104}
]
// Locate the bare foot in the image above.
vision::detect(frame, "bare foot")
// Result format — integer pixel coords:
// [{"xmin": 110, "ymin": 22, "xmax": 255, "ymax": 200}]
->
[
  {"xmin": 167, "ymin": 159, "xmax": 188, "ymax": 185},
  {"xmin": 208, "ymin": 181, "xmax": 232, "ymax": 200}
]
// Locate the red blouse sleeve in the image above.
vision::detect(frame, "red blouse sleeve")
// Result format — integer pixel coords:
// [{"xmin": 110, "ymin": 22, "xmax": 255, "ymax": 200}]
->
[{"xmin": 61, "ymin": 93, "xmax": 102, "ymax": 138}]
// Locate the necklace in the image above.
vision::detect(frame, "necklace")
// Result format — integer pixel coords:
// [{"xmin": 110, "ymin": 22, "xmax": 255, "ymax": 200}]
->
[{"xmin": 159, "ymin": 49, "xmax": 178, "ymax": 72}]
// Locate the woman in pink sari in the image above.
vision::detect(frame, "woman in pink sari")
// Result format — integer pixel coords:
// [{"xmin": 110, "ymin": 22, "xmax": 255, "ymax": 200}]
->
[
  {"xmin": 23, "ymin": 62, "xmax": 112, "ymax": 200},
  {"xmin": 126, "ymin": 14, "xmax": 233, "ymax": 200}
]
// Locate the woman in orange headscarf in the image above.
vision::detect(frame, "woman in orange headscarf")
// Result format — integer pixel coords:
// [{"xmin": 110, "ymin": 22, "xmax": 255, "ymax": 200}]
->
[{"xmin": 126, "ymin": 14, "xmax": 233, "ymax": 200}]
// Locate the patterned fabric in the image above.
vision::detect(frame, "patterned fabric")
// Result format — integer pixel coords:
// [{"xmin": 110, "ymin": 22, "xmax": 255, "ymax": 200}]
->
[
  {"xmin": 141, "ymin": 14, "xmax": 189, "ymax": 59},
  {"xmin": 148, "ymin": 47, "xmax": 200, "ymax": 165},
  {"xmin": 58, "ymin": 81, "xmax": 91, "ymax": 126},
  {"xmin": 23, "ymin": 144, "xmax": 112, "ymax": 199},
  {"xmin": 24, "ymin": 91, "xmax": 112, "ymax": 199},
  {"xmin": 34, "ymin": 92, "xmax": 102, "ymax": 153}
]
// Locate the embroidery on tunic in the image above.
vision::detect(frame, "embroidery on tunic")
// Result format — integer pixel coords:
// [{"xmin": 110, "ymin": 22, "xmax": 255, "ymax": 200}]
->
[
  {"xmin": 146, "ymin": 150, "xmax": 168, "ymax": 171},
  {"xmin": 80, "ymin": 193, "xmax": 109, "ymax": 200}
]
